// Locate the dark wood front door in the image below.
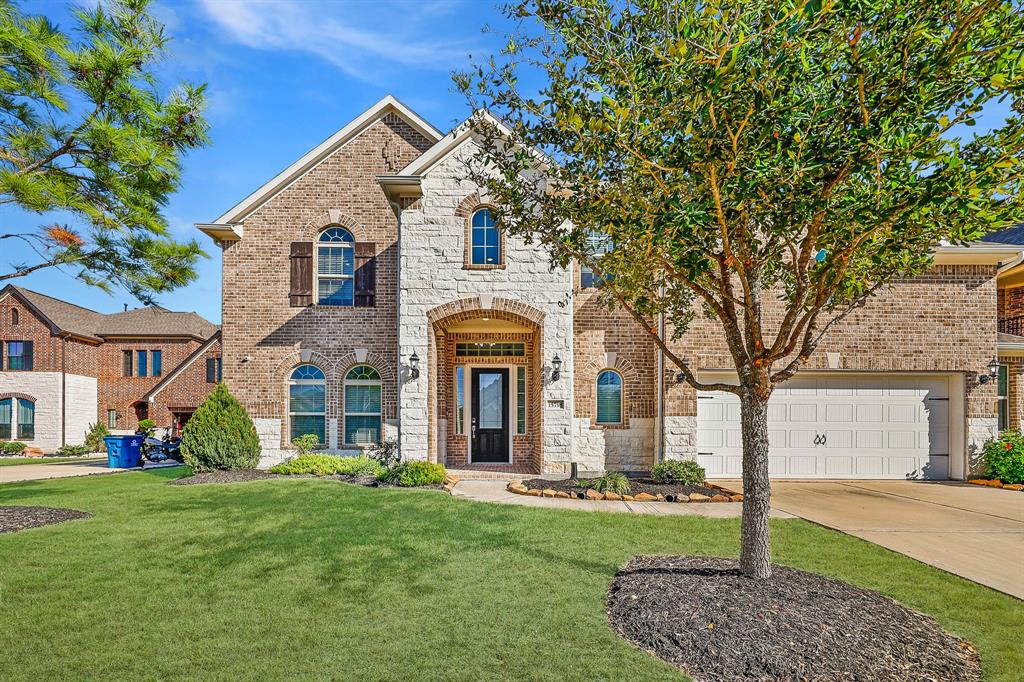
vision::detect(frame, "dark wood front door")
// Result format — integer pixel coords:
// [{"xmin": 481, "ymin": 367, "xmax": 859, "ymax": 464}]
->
[{"xmin": 471, "ymin": 368, "xmax": 509, "ymax": 463}]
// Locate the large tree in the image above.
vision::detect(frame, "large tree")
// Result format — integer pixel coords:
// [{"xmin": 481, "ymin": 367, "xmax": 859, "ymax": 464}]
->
[
  {"xmin": 457, "ymin": 0, "xmax": 1024, "ymax": 578},
  {"xmin": 0, "ymin": 0, "xmax": 208, "ymax": 302}
]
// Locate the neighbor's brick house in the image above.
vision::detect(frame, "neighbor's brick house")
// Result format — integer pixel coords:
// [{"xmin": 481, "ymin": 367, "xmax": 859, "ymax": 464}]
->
[
  {"xmin": 199, "ymin": 96, "xmax": 1024, "ymax": 480},
  {"xmin": 0, "ymin": 285, "xmax": 221, "ymax": 451}
]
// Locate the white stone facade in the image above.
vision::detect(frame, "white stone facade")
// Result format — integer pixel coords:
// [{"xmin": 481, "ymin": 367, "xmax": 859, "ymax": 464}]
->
[
  {"xmin": 397, "ymin": 138, "xmax": 575, "ymax": 472},
  {"xmin": 0, "ymin": 371, "xmax": 97, "ymax": 453}
]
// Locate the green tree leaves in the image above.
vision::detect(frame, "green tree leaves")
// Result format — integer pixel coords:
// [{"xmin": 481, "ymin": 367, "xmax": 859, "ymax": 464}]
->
[{"xmin": 0, "ymin": 0, "xmax": 209, "ymax": 302}]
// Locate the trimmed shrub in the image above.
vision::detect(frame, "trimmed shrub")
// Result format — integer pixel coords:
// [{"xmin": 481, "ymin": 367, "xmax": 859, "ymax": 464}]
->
[
  {"xmin": 84, "ymin": 421, "xmax": 109, "ymax": 452},
  {"xmin": 56, "ymin": 444, "xmax": 92, "ymax": 456},
  {"xmin": 651, "ymin": 459, "xmax": 706, "ymax": 485},
  {"xmin": 983, "ymin": 431, "xmax": 1024, "ymax": 484},
  {"xmin": 270, "ymin": 454, "xmax": 384, "ymax": 477},
  {"xmin": 0, "ymin": 441, "xmax": 28, "ymax": 454},
  {"xmin": 291, "ymin": 434, "xmax": 320, "ymax": 456},
  {"xmin": 368, "ymin": 439, "xmax": 400, "ymax": 468},
  {"xmin": 137, "ymin": 419, "xmax": 156, "ymax": 436},
  {"xmin": 181, "ymin": 384, "xmax": 261, "ymax": 472},
  {"xmin": 591, "ymin": 472, "xmax": 631, "ymax": 495},
  {"xmin": 380, "ymin": 460, "xmax": 446, "ymax": 487}
]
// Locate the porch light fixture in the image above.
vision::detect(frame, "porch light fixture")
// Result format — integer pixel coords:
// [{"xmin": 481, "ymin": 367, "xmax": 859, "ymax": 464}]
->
[
  {"xmin": 551, "ymin": 354, "xmax": 562, "ymax": 381},
  {"xmin": 409, "ymin": 352, "xmax": 420, "ymax": 380},
  {"xmin": 979, "ymin": 357, "xmax": 999, "ymax": 384}
]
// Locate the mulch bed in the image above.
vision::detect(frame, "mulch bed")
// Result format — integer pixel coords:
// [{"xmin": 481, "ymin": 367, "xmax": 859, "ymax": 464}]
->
[
  {"xmin": 169, "ymin": 469, "xmax": 444, "ymax": 490},
  {"xmin": 0, "ymin": 506, "xmax": 92, "ymax": 534},
  {"xmin": 607, "ymin": 555, "xmax": 980, "ymax": 682},
  {"xmin": 521, "ymin": 477, "xmax": 728, "ymax": 499}
]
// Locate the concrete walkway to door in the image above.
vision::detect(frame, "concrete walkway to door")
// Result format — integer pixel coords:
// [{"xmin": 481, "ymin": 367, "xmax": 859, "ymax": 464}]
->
[{"xmin": 760, "ymin": 480, "xmax": 1024, "ymax": 599}]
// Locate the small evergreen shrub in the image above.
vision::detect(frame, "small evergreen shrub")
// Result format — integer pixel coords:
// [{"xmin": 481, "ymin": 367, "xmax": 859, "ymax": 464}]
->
[
  {"xmin": 651, "ymin": 459, "xmax": 706, "ymax": 485},
  {"xmin": 270, "ymin": 454, "xmax": 384, "ymax": 477},
  {"xmin": 56, "ymin": 444, "xmax": 92, "ymax": 456},
  {"xmin": 0, "ymin": 441, "xmax": 28, "ymax": 454},
  {"xmin": 368, "ymin": 439, "xmax": 400, "ymax": 468},
  {"xmin": 379, "ymin": 460, "xmax": 446, "ymax": 487},
  {"xmin": 84, "ymin": 422, "xmax": 109, "ymax": 452},
  {"xmin": 983, "ymin": 431, "xmax": 1024, "ymax": 484},
  {"xmin": 181, "ymin": 384, "xmax": 261, "ymax": 472},
  {"xmin": 591, "ymin": 471, "xmax": 631, "ymax": 495},
  {"xmin": 137, "ymin": 419, "xmax": 156, "ymax": 436},
  {"xmin": 291, "ymin": 433, "xmax": 320, "ymax": 456}
]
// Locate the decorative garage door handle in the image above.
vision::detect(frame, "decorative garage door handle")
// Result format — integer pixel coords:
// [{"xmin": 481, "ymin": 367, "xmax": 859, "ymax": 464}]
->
[{"xmin": 813, "ymin": 433, "xmax": 827, "ymax": 446}]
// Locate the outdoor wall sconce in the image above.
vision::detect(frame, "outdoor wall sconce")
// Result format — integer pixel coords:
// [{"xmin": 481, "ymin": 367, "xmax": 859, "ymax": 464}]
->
[
  {"xmin": 551, "ymin": 354, "xmax": 562, "ymax": 381},
  {"xmin": 978, "ymin": 357, "xmax": 1000, "ymax": 384},
  {"xmin": 409, "ymin": 352, "xmax": 420, "ymax": 380}
]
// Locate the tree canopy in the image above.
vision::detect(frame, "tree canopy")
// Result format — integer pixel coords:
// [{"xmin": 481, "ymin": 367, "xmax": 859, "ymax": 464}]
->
[
  {"xmin": 458, "ymin": 0, "xmax": 1024, "ymax": 578},
  {"xmin": 0, "ymin": 0, "xmax": 209, "ymax": 302}
]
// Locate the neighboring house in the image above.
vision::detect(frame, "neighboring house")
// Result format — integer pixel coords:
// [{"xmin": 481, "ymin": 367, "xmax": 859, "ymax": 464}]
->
[
  {"xmin": 0, "ymin": 285, "xmax": 221, "ymax": 451},
  {"xmin": 199, "ymin": 95, "xmax": 1023, "ymax": 479}
]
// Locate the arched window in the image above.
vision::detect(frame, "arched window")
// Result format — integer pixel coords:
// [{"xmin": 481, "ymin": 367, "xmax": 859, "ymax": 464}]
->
[
  {"xmin": 596, "ymin": 370, "xmax": 622, "ymax": 425},
  {"xmin": 470, "ymin": 208, "xmax": 501, "ymax": 266},
  {"xmin": 344, "ymin": 365, "xmax": 382, "ymax": 445},
  {"xmin": 317, "ymin": 227, "xmax": 354, "ymax": 306},
  {"xmin": 0, "ymin": 396, "xmax": 34, "ymax": 439},
  {"xmin": 11, "ymin": 308, "xmax": 18, "ymax": 325},
  {"xmin": 289, "ymin": 365, "xmax": 325, "ymax": 443}
]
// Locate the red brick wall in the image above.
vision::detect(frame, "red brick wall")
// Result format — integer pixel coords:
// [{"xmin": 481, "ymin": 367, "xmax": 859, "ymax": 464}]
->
[
  {"xmin": 221, "ymin": 113, "xmax": 435, "ymax": 446},
  {"xmin": 0, "ymin": 295, "xmax": 100, "ymax": 374},
  {"xmin": 998, "ymin": 285, "xmax": 1024, "ymax": 321},
  {"xmin": 144, "ymin": 339, "xmax": 222, "ymax": 428}
]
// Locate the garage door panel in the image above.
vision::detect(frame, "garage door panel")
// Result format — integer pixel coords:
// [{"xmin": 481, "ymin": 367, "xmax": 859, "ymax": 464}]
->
[
  {"xmin": 696, "ymin": 454, "xmax": 723, "ymax": 475},
  {"xmin": 696, "ymin": 373, "xmax": 952, "ymax": 480}
]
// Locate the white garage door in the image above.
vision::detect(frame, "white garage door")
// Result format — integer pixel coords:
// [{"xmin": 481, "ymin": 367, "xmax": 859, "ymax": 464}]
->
[{"xmin": 696, "ymin": 374, "xmax": 951, "ymax": 479}]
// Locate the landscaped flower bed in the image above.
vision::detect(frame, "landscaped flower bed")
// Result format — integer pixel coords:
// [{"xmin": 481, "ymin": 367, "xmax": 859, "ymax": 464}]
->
[
  {"xmin": 512, "ymin": 477, "xmax": 742, "ymax": 502},
  {"xmin": 973, "ymin": 431, "xmax": 1024, "ymax": 490}
]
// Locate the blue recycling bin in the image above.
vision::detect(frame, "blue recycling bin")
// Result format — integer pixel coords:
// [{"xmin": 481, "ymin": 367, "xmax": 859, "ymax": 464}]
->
[{"xmin": 104, "ymin": 435, "xmax": 143, "ymax": 468}]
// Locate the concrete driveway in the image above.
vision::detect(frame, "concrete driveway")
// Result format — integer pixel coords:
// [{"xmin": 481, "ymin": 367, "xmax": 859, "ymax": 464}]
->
[
  {"xmin": 766, "ymin": 480, "xmax": 1024, "ymax": 599},
  {"xmin": 0, "ymin": 458, "xmax": 120, "ymax": 484}
]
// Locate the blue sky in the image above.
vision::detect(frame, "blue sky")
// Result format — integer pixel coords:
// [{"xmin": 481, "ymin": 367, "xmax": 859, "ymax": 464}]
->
[{"xmin": 7, "ymin": 0, "xmax": 513, "ymax": 323}]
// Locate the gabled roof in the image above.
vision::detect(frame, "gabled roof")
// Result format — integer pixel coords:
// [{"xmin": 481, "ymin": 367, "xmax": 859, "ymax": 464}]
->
[
  {"xmin": 140, "ymin": 330, "xmax": 221, "ymax": 405},
  {"xmin": 981, "ymin": 224, "xmax": 1024, "ymax": 246},
  {"xmin": 395, "ymin": 109, "xmax": 532, "ymax": 178},
  {"xmin": 202, "ymin": 95, "xmax": 442, "ymax": 233},
  {"xmin": 0, "ymin": 285, "xmax": 217, "ymax": 342}
]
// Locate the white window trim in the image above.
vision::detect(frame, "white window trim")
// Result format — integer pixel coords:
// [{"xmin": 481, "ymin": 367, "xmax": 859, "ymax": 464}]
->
[
  {"xmin": 595, "ymin": 369, "xmax": 624, "ymax": 426},
  {"xmin": 343, "ymin": 368, "xmax": 382, "ymax": 446}
]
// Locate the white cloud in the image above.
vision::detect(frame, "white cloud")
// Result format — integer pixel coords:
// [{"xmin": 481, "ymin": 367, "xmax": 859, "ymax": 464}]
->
[{"xmin": 197, "ymin": 0, "xmax": 479, "ymax": 80}]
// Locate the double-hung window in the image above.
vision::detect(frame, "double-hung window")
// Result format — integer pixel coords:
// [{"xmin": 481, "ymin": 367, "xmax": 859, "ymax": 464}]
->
[
  {"xmin": 317, "ymin": 227, "xmax": 355, "ymax": 306},
  {"xmin": 206, "ymin": 357, "xmax": 222, "ymax": 383},
  {"xmin": 345, "ymin": 365, "xmax": 382, "ymax": 445},
  {"xmin": 581, "ymin": 230, "xmax": 613, "ymax": 289},
  {"xmin": 289, "ymin": 365, "xmax": 326, "ymax": 443},
  {"xmin": 596, "ymin": 370, "xmax": 623, "ymax": 424},
  {"xmin": 6, "ymin": 341, "xmax": 32, "ymax": 370}
]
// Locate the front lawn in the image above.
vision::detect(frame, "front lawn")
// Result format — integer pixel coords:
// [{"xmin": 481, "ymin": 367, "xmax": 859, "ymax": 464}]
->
[
  {"xmin": 0, "ymin": 470, "xmax": 1020, "ymax": 681},
  {"xmin": 0, "ymin": 456, "xmax": 103, "ymax": 467}
]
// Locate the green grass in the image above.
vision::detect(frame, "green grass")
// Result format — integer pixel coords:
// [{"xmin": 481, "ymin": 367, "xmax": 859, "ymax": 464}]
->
[
  {"xmin": 0, "ymin": 470, "xmax": 1020, "ymax": 681},
  {"xmin": 0, "ymin": 456, "xmax": 102, "ymax": 466}
]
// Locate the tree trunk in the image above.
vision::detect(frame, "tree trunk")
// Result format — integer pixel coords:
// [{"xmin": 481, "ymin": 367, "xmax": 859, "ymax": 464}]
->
[{"xmin": 739, "ymin": 388, "xmax": 772, "ymax": 579}]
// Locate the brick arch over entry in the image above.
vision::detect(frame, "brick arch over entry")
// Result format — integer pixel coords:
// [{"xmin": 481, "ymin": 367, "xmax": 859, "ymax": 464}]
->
[
  {"xmin": 299, "ymin": 209, "xmax": 365, "ymax": 242},
  {"xmin": 427, "ymin": 297, "xmax": 545, "ymax": 330}
]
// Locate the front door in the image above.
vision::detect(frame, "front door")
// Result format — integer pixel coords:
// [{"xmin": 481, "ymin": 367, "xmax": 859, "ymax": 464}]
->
[{"xmin": 471, "ymin": 368, "xmax": 509, "ymax": 462}]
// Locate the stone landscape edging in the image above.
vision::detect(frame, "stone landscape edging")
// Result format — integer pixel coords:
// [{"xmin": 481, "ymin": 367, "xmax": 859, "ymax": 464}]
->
[
  {"xmin": 506, "ymin": 480, "xmax": 743, "ymax": 503},
  {"xmin": 966, "ymin": 478, "xmax": 1023, "ymax": 491}
]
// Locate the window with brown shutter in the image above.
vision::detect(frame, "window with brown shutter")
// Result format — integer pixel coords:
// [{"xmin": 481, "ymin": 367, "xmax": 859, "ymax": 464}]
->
[
  {"xmin": 289, "ymin": 241, "xmax": 313, "ymax": 307},
  {"xmin": 354, "ymin": 241, "xmax": 376, "ymax": 307}
]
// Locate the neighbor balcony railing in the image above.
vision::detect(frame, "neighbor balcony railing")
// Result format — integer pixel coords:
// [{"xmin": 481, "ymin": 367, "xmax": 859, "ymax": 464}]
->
[{"xmin": 999, "ymin": 314, "xmax": 1024, "ymax": 337}]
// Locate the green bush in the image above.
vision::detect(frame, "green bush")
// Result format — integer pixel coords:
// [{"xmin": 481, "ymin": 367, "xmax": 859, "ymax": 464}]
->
[
  {"xmin": 137, "ymin": 419, "xmax": 156, "ymax": 436},
  {"xmin": 181, "ymin": 384, "xmax": 261, "ymax": 472},
  {"xmin": 84, "ymin": 422, "xmax": 109, "ymax": 452},
  {"xmin": 270, "ymin": 454, "xmax": 384, "ymax": 477},
  {"xmin": 983, "ymin": 431, "xmax": 1024, "ymax": 484},
  {"xmin": 56, "ymin": 444, "xmax": 92, "ymax": 456},
  {"xmin": 651, "ymin": 459, "xmax": 706, "ymax": 485},
  {"xmin": 590, "ymin": 471, "xmax": 631, "ymax": 495},
  {"xmin": 291, "ymin": 433, "xmax": 320, "ymax": 456},
  {"xmin": 379, "ymin": 460, "xmax": 446, "ymax": 487},
  {"xmin": 0, "ymin": 441, "xmax": 28, "ymax": 454}
]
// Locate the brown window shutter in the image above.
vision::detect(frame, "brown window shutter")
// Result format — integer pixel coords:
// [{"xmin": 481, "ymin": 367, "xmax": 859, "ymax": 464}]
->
[
  {"xmin": 354, "ymin": 241, "xmax": 376, "ymax": 307},
  {"xmin": 289, "ymin": 241, "xmax": 313, "ymax": 307}
]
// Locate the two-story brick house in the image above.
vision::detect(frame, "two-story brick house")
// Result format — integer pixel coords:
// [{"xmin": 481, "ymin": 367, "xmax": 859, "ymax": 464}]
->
[
  {"xmin": 0, "ymin": 285, "xmax": 221, "ymax": 451},
  {"xmin": 200, "ymin": 96, "xmax": 1023, "ymax": 480}
]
